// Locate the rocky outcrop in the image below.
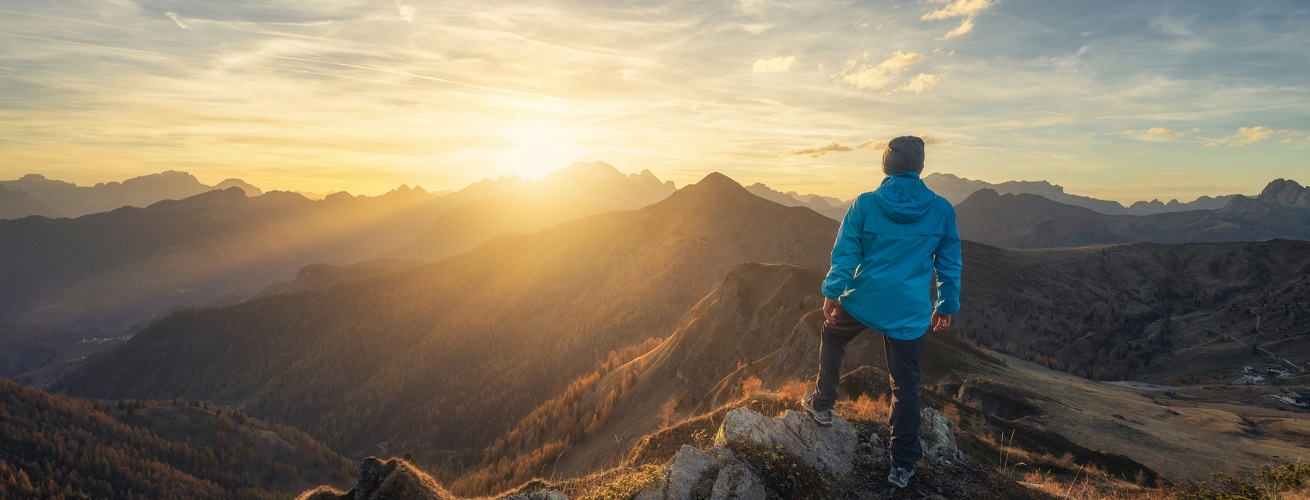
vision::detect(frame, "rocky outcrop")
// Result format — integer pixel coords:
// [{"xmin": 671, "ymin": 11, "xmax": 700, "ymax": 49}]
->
[
  {"xmin": 715, "ymin": 408, "xmax": 859, "ymax": 477},
  {"xmin": 919, "ymin": 407, "xmax": 965, "ymax": 465},
  {"xmin": 341, "ymin": 457, "xmax": 456, "ymax": 500},
  {"xmin": 297, "ymin": 402, "xmax": 999, "ymax": 500},
  {"xmin": 629, "ymin": 405, "xmax": 970, "ymax": 499}
]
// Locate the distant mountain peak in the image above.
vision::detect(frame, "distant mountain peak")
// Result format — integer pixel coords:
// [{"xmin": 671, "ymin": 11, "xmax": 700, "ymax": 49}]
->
[
  {"xmin": 669, "ymin": 172, "xmax": 756, "ymax": 204},
  {"xmin": 696, "ymin": 171, "xmax": 742, "ymax": 189},
  {"xmin": 214, "ymin": 178, "xmax": 263, "ymax": 196},
  {"xmin": 1260, "ymin": 178, "xmax": 1309, "ymax": 208}
]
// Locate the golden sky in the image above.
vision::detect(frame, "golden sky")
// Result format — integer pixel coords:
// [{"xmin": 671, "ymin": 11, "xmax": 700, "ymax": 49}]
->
[{"xmin": 1, "ymin": 0, "xmax": 1307, "ymax": 203}]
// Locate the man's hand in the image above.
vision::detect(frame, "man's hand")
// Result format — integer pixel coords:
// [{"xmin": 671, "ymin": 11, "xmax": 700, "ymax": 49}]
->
[
  {"xmin": 931, "ymin": 311, "xmax": 953, "ymax": 331},
  {"xmin": 823, "ymin": 297, "xmax": 843, "ymax": 325}
]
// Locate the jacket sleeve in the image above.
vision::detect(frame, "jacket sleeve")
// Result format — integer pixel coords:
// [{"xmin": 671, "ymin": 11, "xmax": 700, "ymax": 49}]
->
[
  {"xmin": 822, "ymin": 197, "xmax": 865, "ymax": 299},
  {"xmin": 933, "ymin": 201, "xmax": 962, "ymax": 314}
]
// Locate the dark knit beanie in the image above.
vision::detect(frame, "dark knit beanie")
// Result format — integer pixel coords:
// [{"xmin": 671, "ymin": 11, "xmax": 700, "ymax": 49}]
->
[{"xmin": 882, "ymin": 136, "xmax": 925, "ymax": 175}]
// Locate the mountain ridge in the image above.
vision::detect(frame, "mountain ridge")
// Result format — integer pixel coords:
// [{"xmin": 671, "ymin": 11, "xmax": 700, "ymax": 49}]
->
[
  {"xmin": 955, "ymin": 179, "xmax": 1310, "ymax": 248},
  {"xmin": 58, "ymin": 171, "xmax": 837, "ymax": 464}
]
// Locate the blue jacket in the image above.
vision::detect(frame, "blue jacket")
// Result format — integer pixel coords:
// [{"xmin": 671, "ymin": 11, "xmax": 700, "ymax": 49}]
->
[{"xmin": 822, "ymin": 172, "xmax": 961, "ymax": 340}]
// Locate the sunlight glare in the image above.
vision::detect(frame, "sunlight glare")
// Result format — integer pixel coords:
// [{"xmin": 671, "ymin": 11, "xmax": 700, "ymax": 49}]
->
[{"xmin": 497, "ymin": 123, "xmax": 579, "ymax": 179}]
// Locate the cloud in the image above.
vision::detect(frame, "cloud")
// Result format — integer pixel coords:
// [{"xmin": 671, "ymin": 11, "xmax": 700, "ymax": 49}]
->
[
  {"xmin": 1204, "ymin": 126, "xmax": 1304, "ymax": 147},
  {"xmin": 899, "ymin": 73, "xmax": 941, "ymax": 93},
  {"xmin": 922, "ymin": 0, "xmax": 992, "ymax": 39},
  {"xmin": 921, "ymin": 0, "xmax": 994, "ymax": 21},
  {"xmin": 164, "ymin": 12, "xmax": 189, "ymax": 29},
  {"xmin": 778, "ymin": 139, "xmax": 853, "ymax": 158},
  {"xmin": 753, "ymin": 55, "xmax": 796, "ymax": 73},
  {"xmin": 857, "ymin": 136, "xmax": 943, "ymax": 151},
  {"xmin": 841, "ymin": 51, "xmax": 921, "ymax": 90},
  {"xmin": 397, "ymin": 4, "xmax": 417, "ymax": 23},
  {"xmin": 942, "ymin": 18, "xmax": 974, "ymax": 39},
  {"xmin": 1122, "ymin": 127, "xmax": 1182, "ymax": 141}
]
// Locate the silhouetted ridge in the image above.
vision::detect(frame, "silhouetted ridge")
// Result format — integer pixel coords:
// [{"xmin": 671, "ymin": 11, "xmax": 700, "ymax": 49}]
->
[
  {"xmin": 658, "ymin": 171, "xmax": 764, "ymax": 210},
  {"xmin": 146, "ymin": 185, "xmax": 248, "ymax": 210}
]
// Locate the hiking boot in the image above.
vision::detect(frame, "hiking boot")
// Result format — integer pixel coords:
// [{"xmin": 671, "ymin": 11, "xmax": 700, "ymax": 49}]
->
[
  {"xmin": 887, "ymin": 465, "xmax": 916, "ymax": 489},
  {"xmin": 800, "ymin": 393, "xmax": 833, "ymax": 427}
]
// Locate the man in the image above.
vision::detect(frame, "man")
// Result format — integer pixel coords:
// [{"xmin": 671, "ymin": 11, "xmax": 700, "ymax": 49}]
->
[{"xmin": 800, "ymin": 135, "xmax": 962, "ymax": 489}]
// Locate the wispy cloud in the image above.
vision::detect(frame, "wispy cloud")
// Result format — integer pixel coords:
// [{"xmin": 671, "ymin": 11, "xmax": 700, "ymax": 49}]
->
[
  {"xmin": 922, "ymin": 0, "xmax": 993, "ymax": 39},
  {"xmin": 941, "ymin": 18, "xmax": 974, "ymax": 39},
  {"xmin": 857, "ymin": 136, "xmax": 943, "ymax": 151},
  {"xmin": 899, "ymin": 73, "xmax": 941, "ymax": 93},
  {"xmin": 922, "ymin": 0, "xmax": 995, "ymax": 21},
  {"xmin": 396, "ymin": 2, "xmax": 416, "ymax": 23},
  {"xmin": 1122, "ymin": 127, "xmax": 1182, "ymax": 141},
  {"xmin": 753, "ymin": 55, "xmax": 795, "ymax": 73},
  {"xmin": 165, "ymin": 12, "xmax": 190, "ymax": 30},
  {"xmin": 779, "ymin": 139, "xmax": 853, "ymax": 157},
  {"xmin": 841, "ymin": 51, "xmax": 921, "ymax": 90},
  {"xmin": 1204, "ymin": 126, "xmax": 1305, "ymax": 147}
]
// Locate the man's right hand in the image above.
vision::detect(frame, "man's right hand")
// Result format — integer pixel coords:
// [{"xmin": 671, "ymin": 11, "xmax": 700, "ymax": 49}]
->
[
  {"xmin": 931, "ymin": 311, "xmax": 953, "ymax": 331},
  {"xmin": 822, "ymin": 297, "xmax": 843, "ymax": 325}
]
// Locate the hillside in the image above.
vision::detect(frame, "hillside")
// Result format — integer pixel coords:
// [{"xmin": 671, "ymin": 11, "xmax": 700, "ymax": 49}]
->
[
  {"xmin": 455, "ymin": 261, "xmax": 1310, "ymax": 496},
  {"xmin": 58, "ymin": 172, "xmax": 836, "ymax": 463},
  {"xmin": 0, "ymin": 171, "xmax": 262, "ymax": 219},
  {"xmin": 0, "ymin": 378, "xmax": 352, "ymax": 499},
  {"xmin": 0, "ymin": 185, "xmax": 442, "ymax": 375},
  {"xmin": 956, "ymin": 180, "xmax": 1310, "ymax": 248},
  {"xmin": 952, "ymin": 239, "xmax": 1310, "ymax": 383}
]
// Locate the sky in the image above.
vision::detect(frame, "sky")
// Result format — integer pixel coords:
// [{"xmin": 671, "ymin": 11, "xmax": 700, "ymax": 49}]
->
[{"xmin": 0, "ymin": 0, "xmax": 1307, "ymax": 203}]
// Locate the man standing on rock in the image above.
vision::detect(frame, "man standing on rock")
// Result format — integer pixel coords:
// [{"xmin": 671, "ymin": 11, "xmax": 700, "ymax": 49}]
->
[{"xmin": 801, "ymin": 135, "xmax": 962, "ymax": 489}]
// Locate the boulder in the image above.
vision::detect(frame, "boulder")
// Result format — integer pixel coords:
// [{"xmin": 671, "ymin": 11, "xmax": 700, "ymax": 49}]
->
[
  {"xmin": 635, "ymin": 445, "xmax": 718, "ymax": 500},
  {"xmin": 713, "ymin": 407, "xmax": 858, "ymax": 477},
  {"xmin": 919, "ymin": 406, "xmax": 965, "ymax": 465},
  {"xmin": 710, "ymin": 462, "xmax": 767, "ymax": 500}
]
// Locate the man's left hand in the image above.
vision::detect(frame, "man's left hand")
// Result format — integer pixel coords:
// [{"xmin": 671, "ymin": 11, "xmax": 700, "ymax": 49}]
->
[{"xmin": 931, "ymin": 311, "xmax": 953, "ymax": 331}]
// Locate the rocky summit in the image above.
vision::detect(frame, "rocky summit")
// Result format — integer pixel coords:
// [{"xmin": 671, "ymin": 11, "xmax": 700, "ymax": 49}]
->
[{"xmin": 298, "ymin": 405, "xmax": 1042, "ymax": 500}]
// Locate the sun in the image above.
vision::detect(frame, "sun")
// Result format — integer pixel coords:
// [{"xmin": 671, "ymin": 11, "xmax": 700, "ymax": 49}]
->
[{"xmin": 496, "ymin": 123, "xmax": 580, "ymax": 179}]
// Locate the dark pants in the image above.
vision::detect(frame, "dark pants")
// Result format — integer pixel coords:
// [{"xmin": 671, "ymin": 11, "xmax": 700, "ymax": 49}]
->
[{"xmin": 813, "ymin": 308, "xmax": 925, "ymax": 469}]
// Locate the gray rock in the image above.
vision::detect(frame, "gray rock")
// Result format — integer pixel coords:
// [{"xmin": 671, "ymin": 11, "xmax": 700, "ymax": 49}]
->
[
  {"xmin": 713, "ymin": 407, "xmax": 858, "ymax": 477},
  {"xmin": 919, "ymin": 406, "xmax": 965, "ymax": 465},
  {"xmin": 710, "ymin": 463, "xmax": 767, "ymax": 500},
  {"xmin": 635, "ymin": 445, "xmax": 718, "ymax": 500}
]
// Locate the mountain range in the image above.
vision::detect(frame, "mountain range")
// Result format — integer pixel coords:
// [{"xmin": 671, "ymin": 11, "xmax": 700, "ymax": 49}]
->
[
  {"xmin": 740, "ymin": 171, "xmax": 1251, "ymax": 222},
  {"xmin": 955, "ymin": 178, "xmax": 1310, "ymax": 248},
  {"xmin": 922, "ymin": 172, "xmax": 1239, "ymax": 216},
  {"xmin": 57, "ymin": 172, "xmax": 834, "ymax": 463},
  {"xmin": 390, "ymin": 162, "xmax": 675, "ymax": 261},
  {"xmin": 0, "ymin": 163, "xmax": 677, "ymax": 378},
  {"xmin": 46, "ymin": 170, "xmax": 1310, "ymax": 497},
  {"xmin": 0, "ymin": 171, "xmax": 264, "ymax": 220}
]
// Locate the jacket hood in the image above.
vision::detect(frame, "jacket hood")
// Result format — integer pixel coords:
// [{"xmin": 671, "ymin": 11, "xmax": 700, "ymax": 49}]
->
[{"xmin": 872, "ymin": 172, "xmax": 936, "ymax": 224}]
